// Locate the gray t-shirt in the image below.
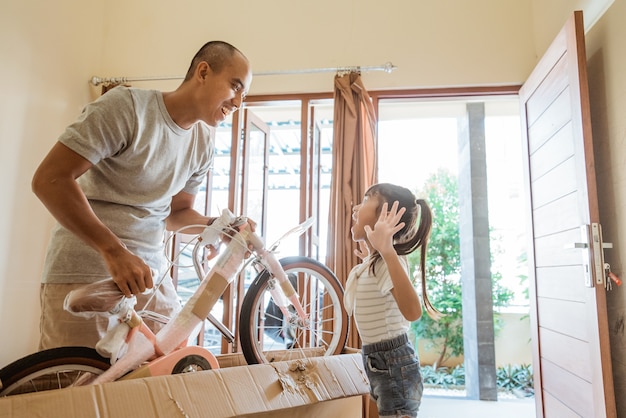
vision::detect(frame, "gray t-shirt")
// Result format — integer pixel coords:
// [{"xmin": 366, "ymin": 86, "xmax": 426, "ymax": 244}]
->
[{"xmin": 42, "ymin": 86, "xmax": 214, "ymax": 283}]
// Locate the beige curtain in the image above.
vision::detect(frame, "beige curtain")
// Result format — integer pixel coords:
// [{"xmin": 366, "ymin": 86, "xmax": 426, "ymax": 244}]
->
[
  {"xmin": 326, "ymin": 72, "xmax": 377, "ymax": 348},
  {"xmin": 101, "ymin": 83, "xmax": 129, "ymax": 95}
]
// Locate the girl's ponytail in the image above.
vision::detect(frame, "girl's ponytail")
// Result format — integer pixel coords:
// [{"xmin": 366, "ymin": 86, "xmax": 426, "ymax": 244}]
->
[{"xmin": 415, "ymin": 199, "xmax": 442, "ymax": 321}]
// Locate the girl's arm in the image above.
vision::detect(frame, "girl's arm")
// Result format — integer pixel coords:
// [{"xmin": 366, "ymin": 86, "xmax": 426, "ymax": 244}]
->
[
  {"xmin": 382, "ymin": 252, "xmax": 422, "ymax": 321},
  {"xmin": 365, "ymin": 201, "xmax": 423, "ymax": 321}
]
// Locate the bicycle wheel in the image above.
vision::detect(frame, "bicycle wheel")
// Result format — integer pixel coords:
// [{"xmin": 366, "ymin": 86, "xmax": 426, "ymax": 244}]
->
[
  {"xmin": 240, "ymin": 256, "xmax": 349, "ymax": 364},
  {"xmin": 171, "ymin": 354, "xmax": 213, "ymax": 374},
  {"xmin": 0, "ymin": 347, "xmax": 110, "ymax": 396}
]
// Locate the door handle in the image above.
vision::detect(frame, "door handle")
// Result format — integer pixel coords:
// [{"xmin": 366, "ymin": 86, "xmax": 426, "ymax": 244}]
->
[
  {"xmin": 566, "ymin": 224, "xmax": 611, "ymax": 287},
  {"xmin": 566, "ymin": 242, "xmax": 613, "ymax": 249},
  {"xmin": 566, "ymin": 242, "xmax": 589, "ymax": 249}
]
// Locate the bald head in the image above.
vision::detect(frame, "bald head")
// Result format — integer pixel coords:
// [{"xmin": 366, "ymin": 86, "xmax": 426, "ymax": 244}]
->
[{"xmin": 184, "ymin": 41, "xmax": 248, "ymax": 81}]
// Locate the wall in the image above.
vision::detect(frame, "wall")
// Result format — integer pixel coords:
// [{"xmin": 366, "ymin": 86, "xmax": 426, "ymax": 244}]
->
[
  {"xmin": 529, "ymin": 0, "xmax": 615, "ymax": 55},
  {"xmin": 0, "ymin": 0, "xmax": 106, "ymax": 367},
  {"xmin": 0, "ymin": 1, "xmax": 620, "ymax": 395},
  {"xmin": 418, "ymin": 311, "xmax": 533, "ymax": 368},
  {"xmin": 0, "ymin": 0, "xmax": 537, "ymax": 368},
  {"xmin": 95, "ymin": 0, "xmax": 537, "ymax": 96},
  {"xmin": 585, "ymin": 0, "xmax": 626, "ymax": 414},
  {"xmin": 529, "ymin": 0, "xmax": 625, "ymax": 414}
]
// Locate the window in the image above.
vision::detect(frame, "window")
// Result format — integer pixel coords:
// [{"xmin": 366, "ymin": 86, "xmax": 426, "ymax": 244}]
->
[{"xmin": 172, "ymin": 89, "xmax": 528, "ymax": 354}]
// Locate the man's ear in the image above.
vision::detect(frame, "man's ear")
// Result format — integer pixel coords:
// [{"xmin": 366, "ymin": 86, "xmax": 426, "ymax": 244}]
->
[{"xmin": 196, "ymin": 61, "xmax": 210, "ymax": 81}]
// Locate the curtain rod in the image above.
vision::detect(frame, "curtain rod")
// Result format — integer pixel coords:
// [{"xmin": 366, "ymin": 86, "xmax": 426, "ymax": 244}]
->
[{"xmin": 89, "ymin": 62, "xmax": 397, "ymax": 86}]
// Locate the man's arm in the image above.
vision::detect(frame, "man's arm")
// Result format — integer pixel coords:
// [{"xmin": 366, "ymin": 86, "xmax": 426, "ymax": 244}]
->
[
  {"xmin": 32, "ymin": 142, "xmax": 153, "ymax": 297},
  {"xmin": 167, "ymin": 190, "xmax": 257, "ymax": 234},
  {"xmin": 166, "ymin": 190, "xmax": 213, "ymax": 233}
]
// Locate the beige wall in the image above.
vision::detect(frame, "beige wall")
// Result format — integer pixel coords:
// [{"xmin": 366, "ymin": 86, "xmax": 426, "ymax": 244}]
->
[
  {"xmin": 95, "ymin": 0, "xmax": 536, "ymax": 95},
  {"xmin": 1, "ymin": 6, "xmax": 623, "ymax": 413},
  {"xmin": 528, "ymin": 0, "xmax": 626, "ymax": 413},
  {"xmin": 0, "ymin": 0, "xmax": 537, "ymax": 368},
  {"xmin": 529, "ymin": 0, "xmax": 614, "ymax": 55},
  {"xmin": 585, "ymin": 0, "xmax": 626, "ymax": 411},
  {"xmin": 0, "ymin": 0, "xmax": 106, "ymax": 366}
]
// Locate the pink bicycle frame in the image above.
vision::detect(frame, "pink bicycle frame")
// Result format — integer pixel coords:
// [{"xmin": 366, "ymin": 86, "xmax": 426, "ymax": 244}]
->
[{"xmin": 67, "ymin": 209, "xmax": 307, "ymax": 385}]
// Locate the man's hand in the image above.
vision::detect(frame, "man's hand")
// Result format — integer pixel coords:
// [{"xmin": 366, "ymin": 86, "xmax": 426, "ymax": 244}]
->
[
  {"xmin": 104, "ymin": 246, "xmax": 154, "ymax": 298},
  {"xmin": 237, "ymin": 217, "xmax": 258, "ymax": 257}
]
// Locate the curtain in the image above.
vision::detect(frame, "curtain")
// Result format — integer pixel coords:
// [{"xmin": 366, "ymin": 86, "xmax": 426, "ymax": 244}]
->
[
  {"xmin": 101, "ymin": 83, "xmax": 129, "ymax": 95},
  {"xmin": 326, "ymin": 72, "xmax": 377, "ymax": 348}
]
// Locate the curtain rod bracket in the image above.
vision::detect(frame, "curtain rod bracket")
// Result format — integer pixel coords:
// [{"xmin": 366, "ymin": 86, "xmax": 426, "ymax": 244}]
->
[
  {"xmin": 90, "ymin": 76, "xmax": 130, "ymax": 86},
  {"xmin": 382, "ymin": 61, "xmax": 396, "ymax": 73}
]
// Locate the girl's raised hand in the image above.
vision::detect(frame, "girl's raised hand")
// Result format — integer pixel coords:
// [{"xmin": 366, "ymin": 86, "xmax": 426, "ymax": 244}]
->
[{"xmin": 364, "ymin": 201, "xmax": 406, "ymax": 255}]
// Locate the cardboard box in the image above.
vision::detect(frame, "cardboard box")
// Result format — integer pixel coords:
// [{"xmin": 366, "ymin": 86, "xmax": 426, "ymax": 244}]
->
[{"xmin": 0, "ymin": 349, "xmax": 369, "ymax": 418}]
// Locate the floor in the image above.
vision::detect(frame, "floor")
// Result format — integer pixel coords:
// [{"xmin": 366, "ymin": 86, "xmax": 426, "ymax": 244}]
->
[{"xmin": 419, "ymin": 394, "xmax": 536, "ymax": 418}]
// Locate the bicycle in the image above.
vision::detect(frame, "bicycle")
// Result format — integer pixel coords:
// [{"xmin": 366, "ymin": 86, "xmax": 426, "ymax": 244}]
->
[{"xmin": 0, "ymin": 209, "xmax": 348, "ymax": 396}]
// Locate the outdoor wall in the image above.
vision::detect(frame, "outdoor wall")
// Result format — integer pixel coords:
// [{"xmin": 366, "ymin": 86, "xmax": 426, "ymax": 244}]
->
[{"xmin": 418, "ymin": 311, "xmax": 533, "ymax": 368}]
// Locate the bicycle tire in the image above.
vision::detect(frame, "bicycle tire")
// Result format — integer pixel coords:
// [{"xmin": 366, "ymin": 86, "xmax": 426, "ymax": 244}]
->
[
  {"xmin": 0, "ymin": 347, "xmax": 110, "ymax": 397},
  {"xmin": 239, "ymin": 256, "xmax": 349, "ymax": 364},
  {"xmin": 171, "ymin": 354, "xmax": 213, "ymax": 374}
]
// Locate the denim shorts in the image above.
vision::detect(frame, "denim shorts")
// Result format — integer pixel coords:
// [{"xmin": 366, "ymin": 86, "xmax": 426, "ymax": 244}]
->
[{"xmin": 362, "ymin": 334, "xmax": 423, "ymax": 418}]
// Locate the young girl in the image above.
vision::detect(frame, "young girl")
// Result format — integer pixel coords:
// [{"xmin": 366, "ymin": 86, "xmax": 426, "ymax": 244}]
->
[{"xmin": 344, "ymin": 183, "xmax": 440, "ymax": 418}]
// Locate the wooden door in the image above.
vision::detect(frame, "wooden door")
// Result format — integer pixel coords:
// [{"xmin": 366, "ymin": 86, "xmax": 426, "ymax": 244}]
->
[{"xmin": 519, "ymin": 11, "xmax": 616, "ymax": 418}]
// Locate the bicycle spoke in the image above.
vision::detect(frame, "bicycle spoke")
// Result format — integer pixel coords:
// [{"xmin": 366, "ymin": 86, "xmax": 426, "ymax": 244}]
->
[
  {"xmin": 0, "ymin": 347, "xmax": 110, "ymax": 396},
  {"xmin": 239, "ymin": 256, "xmax": 348, "ymax": 364}
]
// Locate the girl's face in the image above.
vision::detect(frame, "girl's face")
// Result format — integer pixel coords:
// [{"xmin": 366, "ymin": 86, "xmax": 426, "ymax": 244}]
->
[{"xmin": 351, "ymin": 194, "xmax": 380, "ymax": 242}]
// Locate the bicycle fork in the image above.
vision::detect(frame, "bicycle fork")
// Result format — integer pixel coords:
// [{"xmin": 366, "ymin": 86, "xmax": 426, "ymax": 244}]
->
[{"xmin": 250, "ymin": 241, "xmax": 308, "ymax": 322}]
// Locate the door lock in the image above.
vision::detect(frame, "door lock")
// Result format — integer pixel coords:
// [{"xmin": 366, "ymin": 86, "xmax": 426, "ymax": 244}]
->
[{"xmin": 567, "ymin": 223, "xmax": 612, "ymax": 288}]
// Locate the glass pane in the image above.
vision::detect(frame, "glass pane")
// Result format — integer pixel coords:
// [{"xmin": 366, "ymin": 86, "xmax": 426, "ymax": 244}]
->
[
  {"xmin": 313, "ymin": 103, "xmax": 334, "ymax": 261},
  {"xmin": 208, "ymin": 118, "xmax": 234, "ymax": 217},
  {"xmin": 245, "ymin": 104, "xmax": 302, "ymax": 255},
  {"xmin": 245, "ymin": 123, "xmax": 266, "ymax": 232}
]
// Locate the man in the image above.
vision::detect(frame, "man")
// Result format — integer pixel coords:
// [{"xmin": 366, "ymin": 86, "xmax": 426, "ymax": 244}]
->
[{"xmin": 32, "ymin": 41, "xmax": 253, "ymax": 350}]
